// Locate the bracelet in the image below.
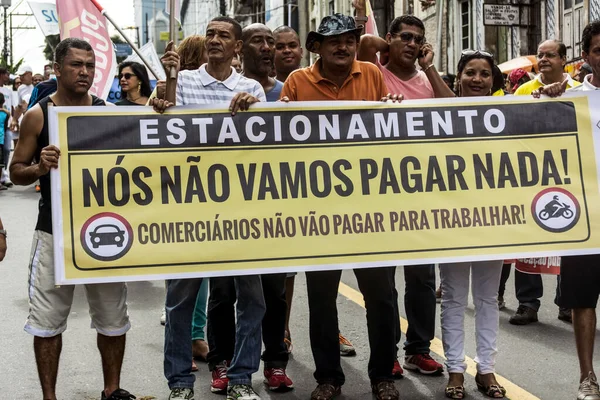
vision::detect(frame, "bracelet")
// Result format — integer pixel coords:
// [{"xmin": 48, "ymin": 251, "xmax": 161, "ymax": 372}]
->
[
  {"xmin": 355, "ymin": 16, "xmax": 368, "ymax": 23},
  {"xmin": 422, "ymin": 64, "xmax": 434, "ymax": 73}
]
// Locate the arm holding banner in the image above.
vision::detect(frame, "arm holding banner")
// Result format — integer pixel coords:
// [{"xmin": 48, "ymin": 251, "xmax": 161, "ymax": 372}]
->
[
  {"xmin": 352, "ymin": 0, "xmax": 368, "ymax": 34},
  {"xmin": 9, "ymin": 105, "xmax": 58, "ymax": 185},
  {"xmin": 149, "ymin": 44, "xmax": 180, "ymax": 113}
]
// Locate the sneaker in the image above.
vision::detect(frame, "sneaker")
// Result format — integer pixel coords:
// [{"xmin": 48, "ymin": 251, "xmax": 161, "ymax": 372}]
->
[
  {"xmin": 558, "ymin": 307, "xmax": 573, "ymax": 323},
  {"xmin": 264, "ymin": 367, "xmax": 294, "ymax": 392},
  {"xmin": 578, "ymin": 372, "xmax": 600, "ymax": 400},
  {"xmin": 392, "ymin": 359, "xmax": 404, "ymax": 378},
  {"xmin": 160, "ymin": 308, "xmax": 166, "ymax": 326},
  {"xmin": 498, "ymin": 296, "xmax": 506, "ymax": 310},
  {"xmin": 227, "ymin": 384, "xmax": 261, "ymax": 400},
  {"xmin": 339, "ymin": 333, "xmax": 356, "ymax": 357},
  {"xmin": 509, "ymin": 305, "xmax": 538, "ymax": 325},
  {"xmin": 168, "ymin": 388, "xmax": 194, "ymax": 400},
  {"xmin": 403, "ymin": 354, "xmax": 444, "ymax": 375},
  {"xmin": 436, "ymin": 285, "xmax": 442, "ymax": 304},
  {"xmin": 371, "ymin": 381, "xmax": 399, "ymax": 400},
  {"xmin": 311, "ymin": 383, "xmax": 341, "ymax": 400},
  {"xmin": 101, "ymin": 389, "xmax": 136, "ymax": 400},
  {"xmin": 211, "ymin": 362, "xmax": 229, "ymax": 394},
  {"xmin": 1, "ymin": 180, "xmax": 12, "ymax": 187}
]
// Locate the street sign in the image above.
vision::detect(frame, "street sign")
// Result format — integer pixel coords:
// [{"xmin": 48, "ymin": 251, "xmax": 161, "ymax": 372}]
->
[
  {"xmin": 483, "ymin": 4, "xmax": 520, "ymax": 26},
  {"xmin": 159, "ymin": 30, "xmax": 183, "ymax": 41}
]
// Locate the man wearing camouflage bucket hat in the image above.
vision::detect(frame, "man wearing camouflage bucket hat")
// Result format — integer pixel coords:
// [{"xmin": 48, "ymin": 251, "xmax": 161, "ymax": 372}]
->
[{"xmin": 280, "ymin": 13, "xmax": 400, "ymax": 400}]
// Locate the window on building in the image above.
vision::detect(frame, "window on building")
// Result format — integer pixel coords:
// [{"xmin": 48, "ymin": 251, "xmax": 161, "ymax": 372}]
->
[
  {"xmin": 563, "ymin": 0, "xmax": 586, "ymax": 60},
  {"xmin": 460, "ymin": 0, "xmax": 471, "ymax": 50},
  {"xmin": 329, "ymin": 0, "xmax": 335, "ymax": 14}
]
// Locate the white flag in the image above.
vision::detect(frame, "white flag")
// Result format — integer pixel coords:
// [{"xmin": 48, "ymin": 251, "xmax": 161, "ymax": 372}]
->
[
  {"xmin": 124, "ymin": 42, "xmax": 166, "ymax": 81},
  {"xmin": 27, "ymin": 0, "xmax": 60, "ymax": 37},
  {"xmin": 165, "ymin": 0, "xmax": 182, "ymax": 23}
]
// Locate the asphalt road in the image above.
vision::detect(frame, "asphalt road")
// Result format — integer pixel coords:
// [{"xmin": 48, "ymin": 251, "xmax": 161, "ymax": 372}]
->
[{"xmin": 0, "ymin": 184, "xmax": 594, "ymax": 400}]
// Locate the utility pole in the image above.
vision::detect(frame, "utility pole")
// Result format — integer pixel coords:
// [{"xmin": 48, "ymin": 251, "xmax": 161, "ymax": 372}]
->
[
  {"xmin": 9, "ymin": 12, "xmax": 35, "ymax": 66},
  {"xmin": 1, "ymin": 0, "xmax": 10, "ymax": 66}
]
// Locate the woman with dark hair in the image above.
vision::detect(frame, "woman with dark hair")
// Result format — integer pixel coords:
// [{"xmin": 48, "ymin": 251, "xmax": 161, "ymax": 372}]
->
[
  {"xmin": 116, "ymin": 61, "xmax": 151, "ymax": 105},
  {"xmin": 441, "ymin": 51, "xmax": 506, "ymax": 400}
]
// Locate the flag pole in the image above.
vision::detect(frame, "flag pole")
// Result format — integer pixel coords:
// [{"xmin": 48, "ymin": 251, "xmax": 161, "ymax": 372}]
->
[
  {"xmin": 89, "ymin": 0, "xmax": 162, "ymax": 80},
  {"xmin": 165, "ymin": 0, "xmax": 177, "ymax": 103}
]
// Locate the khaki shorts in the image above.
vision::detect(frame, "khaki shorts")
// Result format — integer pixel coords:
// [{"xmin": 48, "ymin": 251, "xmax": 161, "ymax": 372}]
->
[{"xmin": 24, "ymin": 231, "xmax": 131, "ymax": 337}]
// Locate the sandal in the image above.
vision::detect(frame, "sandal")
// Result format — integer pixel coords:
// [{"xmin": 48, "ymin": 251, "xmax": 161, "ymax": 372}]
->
[
  {"xmin": 475, "ymin": 374, "xmax": 506, "ymax": 398},
  {"xmin": 445, "ymin": 386, "xmax": 465, "ymax": 399}
]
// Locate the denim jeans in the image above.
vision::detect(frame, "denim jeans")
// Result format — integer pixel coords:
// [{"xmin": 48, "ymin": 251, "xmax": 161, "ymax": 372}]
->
[
  {"xmin": 306, "ymin": 267, "xmax": 396, "ymax": 386},
  {"xmin": 164, "ymin": 278, "xmax": 204, "ymax": 389},
  {"xmin": 192, "ymin": 279, "xmax": 209, "ymax": 341},
  {"xmin": 228, "ymin": 275, "xmax": 266, "ymax": 385},
  {"xmin": 207, "ymin": 274, "xmax": 287, "ymax": 370},
  {"xmin": 403, "ymin": 264, "xmax": 436, "ymax": 355}
]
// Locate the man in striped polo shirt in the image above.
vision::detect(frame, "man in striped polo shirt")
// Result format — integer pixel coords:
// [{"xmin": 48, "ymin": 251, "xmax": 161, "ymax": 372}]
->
[{"xmin": 152, "ymin": 16, "xmax": 266, "ymax": 400}]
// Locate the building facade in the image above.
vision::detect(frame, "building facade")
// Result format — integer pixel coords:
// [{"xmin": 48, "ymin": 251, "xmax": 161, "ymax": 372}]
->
[{"xmin": 134, "ymin": 0, "xmax": 599, "ymax": 73}]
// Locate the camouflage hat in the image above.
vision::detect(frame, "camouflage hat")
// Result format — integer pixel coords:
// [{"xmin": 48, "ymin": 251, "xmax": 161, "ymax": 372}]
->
[{"xmin": 306, "ymin": 13, "xmax": 363, "ymax": 53}]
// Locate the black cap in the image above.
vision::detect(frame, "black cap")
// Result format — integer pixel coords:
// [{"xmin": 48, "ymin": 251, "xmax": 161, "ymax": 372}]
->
[{"xmin": 305, "ymin": 13, "xmax": 363, "ymax": 53}]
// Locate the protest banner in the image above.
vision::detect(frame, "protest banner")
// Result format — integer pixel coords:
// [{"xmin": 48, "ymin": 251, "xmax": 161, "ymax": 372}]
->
[
  {"xmin": 49, "ymin": 93, "xmax": 600, "ymax": 284},
  {"xmin": 515, "ymin": 257, "xmax": 561, "ymax": 275}
]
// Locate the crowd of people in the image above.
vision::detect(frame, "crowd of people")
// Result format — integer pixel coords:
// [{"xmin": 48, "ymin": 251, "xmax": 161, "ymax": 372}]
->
[{"xmin": 1, "ymin": 0, "xmax": 600, "ymax": 399}]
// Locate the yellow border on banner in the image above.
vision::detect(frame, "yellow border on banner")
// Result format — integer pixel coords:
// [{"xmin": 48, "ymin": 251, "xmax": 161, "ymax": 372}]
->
[{"xmin": 338, "ymin": 282, "xmax": 540, "ymax": 400}]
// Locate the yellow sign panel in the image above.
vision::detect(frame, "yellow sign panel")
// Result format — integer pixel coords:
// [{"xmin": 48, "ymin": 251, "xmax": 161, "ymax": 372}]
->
[{"xmin": 48, "ymin": 95, "xmax": 600, "ymax": 284}]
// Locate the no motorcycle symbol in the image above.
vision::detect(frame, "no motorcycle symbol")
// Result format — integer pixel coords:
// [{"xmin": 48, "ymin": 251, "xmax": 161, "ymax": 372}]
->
[{"xmin": 531, "ymin": 187, "xmax": 580, "ymax": 233}]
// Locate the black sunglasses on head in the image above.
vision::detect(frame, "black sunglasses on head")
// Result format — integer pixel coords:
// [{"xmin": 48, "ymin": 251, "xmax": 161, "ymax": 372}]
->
[
  {"xmin": 118, "ymin": 73, "xmax": 136, "ymax": 80},
  {"xmin": 460, "ymin": 50, "xmax": 494, "ymax": 59}
]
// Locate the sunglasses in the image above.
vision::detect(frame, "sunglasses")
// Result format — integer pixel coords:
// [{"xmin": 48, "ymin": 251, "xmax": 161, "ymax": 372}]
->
[
  {"xmin": 460, "ymin": 50, "xmax": 494, "ymax": 59},
  {"xmin": 118, "ymin": 73, "xmax": 136, "ymax": 80},
  {"xmin": 393, "ymin": 32, "xmax": 425, "ymax": 46}
]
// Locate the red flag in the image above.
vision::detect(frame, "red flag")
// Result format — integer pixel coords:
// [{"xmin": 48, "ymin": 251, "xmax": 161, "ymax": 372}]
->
[
  {"xmin": 56, "ymin": 0, "xmax": 117, "ymax": 99},
  {"xmin": 364, "ymin": 0, "xmax": 379, "ymax": 37}
]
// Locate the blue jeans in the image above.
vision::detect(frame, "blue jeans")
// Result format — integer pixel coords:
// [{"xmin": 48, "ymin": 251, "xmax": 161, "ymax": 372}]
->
[
  {"xmin": 164, "ymin": 278, "xmax": 204, "ymax": 389},
  {"xmin": 227, "ymin": 275, "xmax": 266, "ymax": 385}
]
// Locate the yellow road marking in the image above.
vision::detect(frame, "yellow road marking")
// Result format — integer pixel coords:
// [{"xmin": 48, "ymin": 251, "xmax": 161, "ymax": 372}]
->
[{"xmin": 338, "ymin": 282, "xmax": 540, "ymax": 400}]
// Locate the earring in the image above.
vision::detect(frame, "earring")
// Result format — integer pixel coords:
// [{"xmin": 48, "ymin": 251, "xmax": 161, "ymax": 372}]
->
[{"xmin": 138, "ymin": 82, "xmax": 141, "ymax": 91}]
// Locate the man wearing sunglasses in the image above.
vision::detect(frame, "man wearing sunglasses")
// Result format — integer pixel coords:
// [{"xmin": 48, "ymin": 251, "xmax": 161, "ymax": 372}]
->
[
  {"xmin": 354, "ymin": 2, "xmax": 453, "ymax": 100},
  {"xmin": 353, "ymin": 0, "xmax": 446, "ymax": 380}
]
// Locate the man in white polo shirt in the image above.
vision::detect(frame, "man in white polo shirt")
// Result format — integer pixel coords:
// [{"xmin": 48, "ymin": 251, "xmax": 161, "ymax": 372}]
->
[{"xmin": 151, "ymin": 16, "xmax": 266, "ymax": 400}]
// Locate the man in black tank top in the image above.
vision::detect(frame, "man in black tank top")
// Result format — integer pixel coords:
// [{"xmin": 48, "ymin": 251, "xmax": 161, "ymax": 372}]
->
[{"xmin": 9, "ymin": 38, "xmax": 134, "ymax": 400}]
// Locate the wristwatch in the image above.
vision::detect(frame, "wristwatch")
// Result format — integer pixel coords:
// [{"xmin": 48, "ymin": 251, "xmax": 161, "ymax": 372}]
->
[{"xmin": 0, "ymin": 229, "xmax": 6, "ymax": 238}]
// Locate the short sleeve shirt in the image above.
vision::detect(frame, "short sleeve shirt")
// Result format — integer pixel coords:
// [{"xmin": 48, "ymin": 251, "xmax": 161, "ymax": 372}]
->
[
  {"xmin": 17, "ymin": 84, "xmax": 33, "ymax": 106},
  {"xmin": 375, "ymin": 60, "xmax": 434, "ymax": 100},
  {"xmin": 266, "ymin": 79, "xmax": 284, "ymax": 102},
  {"xmin": 176, "ymin": 64, "xmax": 266, "ymax": 106},
  {"xmin": 280, "ymin": 59, "xmax": 388, "ymax": 101},
  {"xmin": 514, "ymin": 73, "xmax": 580, "ymax": 95}
]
